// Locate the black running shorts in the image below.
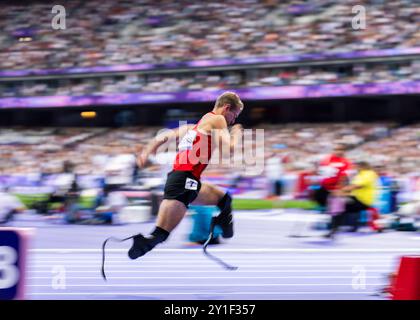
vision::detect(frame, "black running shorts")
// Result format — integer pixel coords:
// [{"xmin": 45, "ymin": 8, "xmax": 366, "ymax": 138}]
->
[{"xmin": 163, "ymin": 170, "xmax": 202, "ymax": 208}]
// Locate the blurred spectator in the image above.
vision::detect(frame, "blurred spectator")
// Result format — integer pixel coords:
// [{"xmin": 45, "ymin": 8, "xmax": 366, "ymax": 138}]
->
[
  {"xmin": 327, "ymin": 161, "xmax": 379, "ymax": 237},
  {"xmin": 265, "ymin": 151, "xmax": 284, "ymax": 198},
  {"xmin": 313, "ymin": 143, "xmax": 352, "ymax": 209},
  {"xmin": 0, "ymin": 190, "xmax": 25, "ymax": 224}
]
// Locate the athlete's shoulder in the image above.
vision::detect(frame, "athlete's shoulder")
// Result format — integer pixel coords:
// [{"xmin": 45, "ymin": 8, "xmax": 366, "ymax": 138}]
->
[
  {"xmin": 320, "ymin": 154, "xmax": 332, "ymax": 165},
  {"xmin": 204, "ymin": 113, "xmax": 227, "ymax": 129}
]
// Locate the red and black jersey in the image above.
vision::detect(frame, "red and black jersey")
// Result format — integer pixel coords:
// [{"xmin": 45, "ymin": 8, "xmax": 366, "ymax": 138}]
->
[
  {"xmin": 319, "ymin": 154, "xmax": 352, "ymax": 190},
  {"xmin": 173, "ymin": 112, "xmax": 215, "ymax": 179}
]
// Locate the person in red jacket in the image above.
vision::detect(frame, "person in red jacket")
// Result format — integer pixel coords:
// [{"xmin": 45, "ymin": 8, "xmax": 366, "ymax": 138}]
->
[{"xmin": 314, "ymin": 144, "xmax": 352, "ymax": 209}]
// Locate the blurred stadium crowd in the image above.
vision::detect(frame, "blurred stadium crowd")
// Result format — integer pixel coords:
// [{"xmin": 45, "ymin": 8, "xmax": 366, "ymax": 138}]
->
[
  {"xmin": 0, "ymin": 0, "xmax": 418, "ymax": 70},
  {"xmin": 1, "ymin": 122, "xmax": 419, "ymax": 227},
  {"xmin": 1, "ymin": 122, "xmax": 418, "ymax": 178},
  {"xmin": 1, "ymin": 60, "xmax": 419, "ymax": 97}
]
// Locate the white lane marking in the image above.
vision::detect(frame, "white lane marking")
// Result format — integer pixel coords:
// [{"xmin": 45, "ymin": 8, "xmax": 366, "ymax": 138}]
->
[
  {"xmin": 28, "ymin": 275, "xmax": 384, "ymax": 280},
  {"xmin": 28, "ymin": 291, "xmax": 377, "ymax": 295},
  {"xmin": 28, "ymin": 264, "xmax": 393, "ymax": 268},
  {"xmin": 27, "ymin": 269, "xmax": 390, "ymax": 273},
  {"xmin": 28, "ymin": 261, "xmax": 395, "ymax": 265},
  {"xmin": 29, "ymin": 248, "xmax": 420, "ymax": 253},
  {"xmin": 27, "ymin": 283, "xmax": 383, "ymax": 287},
  {"xmin": 236, "ymin": 214, "xmax": 329, "ymax": 222},
  {"xmin": 28, "ymin": 257, "xmax": 398, "ymax": 262}
]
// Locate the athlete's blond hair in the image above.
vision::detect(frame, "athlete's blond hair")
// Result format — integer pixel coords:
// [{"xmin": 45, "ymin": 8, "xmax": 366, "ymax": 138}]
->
[{"xmin": 214, "ymin": 92, "xmax": 244, "ymax": 112}]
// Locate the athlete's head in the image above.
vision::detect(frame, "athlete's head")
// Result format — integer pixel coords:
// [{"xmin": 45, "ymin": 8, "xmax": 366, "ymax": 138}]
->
[
  {"xmin": 355, "ymin": 161, "xmax": 371, "ymax": 171},
  {"xmin": 332, "ymin": 143, "xmax": 346, "ymax": 158},
  {"xmin": 214, "ymin": 92, "xmax": 244, "ymax": 125}
]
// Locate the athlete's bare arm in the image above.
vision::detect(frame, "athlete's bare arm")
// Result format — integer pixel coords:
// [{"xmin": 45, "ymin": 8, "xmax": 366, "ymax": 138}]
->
[
  {"xmin": 198, "ymin": 114, "xmax": 243, "ymax": 154},
  {"xmin": 137, "ymin": 124, "xmax": 194, "ymax": 167}
]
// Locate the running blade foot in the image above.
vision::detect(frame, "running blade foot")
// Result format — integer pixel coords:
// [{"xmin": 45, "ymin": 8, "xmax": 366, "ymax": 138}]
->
[
  {"xmin": 212, "ymin": 214, "xmax": 234, "ymax": 239},
  {"xmin": 128, "ymin": 234, "xmax": 152, "ymax": 260}
]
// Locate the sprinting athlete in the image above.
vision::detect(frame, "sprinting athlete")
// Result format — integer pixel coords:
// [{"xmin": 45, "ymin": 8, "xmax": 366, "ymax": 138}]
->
[{"xmin": 128, "ymin": 92, "xmax": 244, "ymax": 259}]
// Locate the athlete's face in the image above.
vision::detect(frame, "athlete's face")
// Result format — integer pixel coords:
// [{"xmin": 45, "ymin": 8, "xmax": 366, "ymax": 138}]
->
[
  {"xmin": 223, "ymin": 105, "xmax": 241, "ymax": 125},
  {"xmin": 333, "ymin": 145, "xmax": 345, "ymax": 158}
]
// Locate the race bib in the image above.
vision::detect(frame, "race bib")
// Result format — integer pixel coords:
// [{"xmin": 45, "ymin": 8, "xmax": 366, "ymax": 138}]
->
[
  {"xmin": 319, "ymin": 165, "xmax": 339, "ymax": 178},
  {"xmin": 185, "ymin": 178, "xmax": 198, "ymax": 191},
  {"xmin": 178, "ymin": 130, "xmax": 197, "ymax": 151}
]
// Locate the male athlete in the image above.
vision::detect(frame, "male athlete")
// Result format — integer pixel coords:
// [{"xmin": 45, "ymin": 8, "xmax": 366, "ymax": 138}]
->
[
  {"xmin": 128, "ymin": 92, "xmax": 244, "ymax": 260},
  {"xmin": 314, "ymin": 143, "xmax": 352, "ymax": 210}
]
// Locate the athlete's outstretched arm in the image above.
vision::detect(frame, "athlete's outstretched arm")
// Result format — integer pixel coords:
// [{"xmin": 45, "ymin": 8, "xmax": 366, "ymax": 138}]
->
[{"xmin": 137, "ymin": 124, "xmax": 193, "ymax": 167}]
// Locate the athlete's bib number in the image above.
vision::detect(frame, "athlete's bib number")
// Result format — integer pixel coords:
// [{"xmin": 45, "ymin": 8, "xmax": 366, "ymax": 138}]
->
[
  {"xmin": 185, "ymin": 178, "xmax": 198, "ymax": 191},
  {"xmin": 319, "ymin": 166, "xmax": 339, "ymax": 179},
  {"xmin": 0, "ymin": 246, "xmax": 20, "ymax": 290}
]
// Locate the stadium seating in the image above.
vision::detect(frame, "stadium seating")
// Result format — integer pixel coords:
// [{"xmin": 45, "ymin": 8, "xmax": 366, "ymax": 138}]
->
[{"xmin": 0, "ymin": 0, "xmax": 418, "ymax": 70}]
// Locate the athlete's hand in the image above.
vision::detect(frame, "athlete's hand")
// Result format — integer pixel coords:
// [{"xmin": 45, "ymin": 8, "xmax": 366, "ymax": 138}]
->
[
  {"xmin": 137, "ymin": 152, "xmax": 149, "ymax": 168},
  {"xmin": 231, "ymin": 124, "xmax": 243, "ymax": 135}
]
